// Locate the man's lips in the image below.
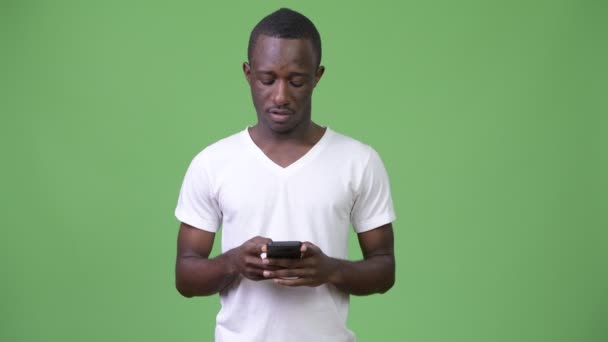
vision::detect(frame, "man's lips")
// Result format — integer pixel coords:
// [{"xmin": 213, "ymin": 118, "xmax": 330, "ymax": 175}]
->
[
  {"xmin": 268, "ymin": 109, "xmax": 293, "ymax": 123},
  {"xmin": 268, "ymin": 109, "xmax": 294, "ymax": 115}
]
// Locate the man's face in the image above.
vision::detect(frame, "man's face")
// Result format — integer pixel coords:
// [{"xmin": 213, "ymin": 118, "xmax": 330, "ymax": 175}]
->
[{"xmin": 244, "ymin": 35, "xmax": 324, "ymax": 134}]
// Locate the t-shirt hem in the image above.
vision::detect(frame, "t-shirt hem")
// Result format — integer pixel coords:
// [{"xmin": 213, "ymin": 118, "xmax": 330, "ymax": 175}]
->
[
  {"xmin": 175, "ymin": 210, "xmax": 219, "ymax": 233},
  {"xmin": 353, "ymin": 212, "xmax": 396, "ymax": 233}
]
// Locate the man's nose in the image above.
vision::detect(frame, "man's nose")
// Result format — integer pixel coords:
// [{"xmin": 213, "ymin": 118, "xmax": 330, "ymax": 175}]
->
[{"xmin": 272, "ymin": 80, "xmax": 289, "ymax": 106}]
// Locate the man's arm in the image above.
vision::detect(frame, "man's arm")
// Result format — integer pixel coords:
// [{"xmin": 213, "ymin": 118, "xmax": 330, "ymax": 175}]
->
[
  {"xmin": 175, "ymin": 222, "xmax": 271, "ymax": 297},
  {"xmin": 262, "ymin": 223, "xmax": 395, "ymax": 295},
  {"xmin": 330, "ymin": 223, "xmax": 395, "ymax": 295}
]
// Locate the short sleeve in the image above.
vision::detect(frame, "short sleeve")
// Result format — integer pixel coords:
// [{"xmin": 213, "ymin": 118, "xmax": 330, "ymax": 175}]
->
[
  {"xmin": 351, "ymin": 147, "xmax": 396, "ymax": 233},
  {"xmin": 174, "ymin": 152, "xmax": 222, "ymax": 232}
]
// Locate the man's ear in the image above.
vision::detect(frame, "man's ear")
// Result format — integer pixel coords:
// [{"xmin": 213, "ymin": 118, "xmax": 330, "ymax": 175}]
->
[
  {"xmin": 314, "ymin": 65, "xmax": 325, "ymax": 87},
  {"xmin": 243, "ymin": 62, "xmax": 252, "ymax": 83}
]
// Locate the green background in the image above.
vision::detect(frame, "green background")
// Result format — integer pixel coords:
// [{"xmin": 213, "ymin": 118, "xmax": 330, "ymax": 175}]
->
[{"xmin": 1, "ymin": 0, "xmax": 606, "ymax": 341}]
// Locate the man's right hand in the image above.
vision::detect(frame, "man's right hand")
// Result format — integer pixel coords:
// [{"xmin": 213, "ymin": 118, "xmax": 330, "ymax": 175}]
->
[
  {"xmin": 226, "ymin": 236, "xmax": 273, "ymax": 281},
  {"xmin": 177, "ymin": 224, "xmax": 280, "ymax": 296}
]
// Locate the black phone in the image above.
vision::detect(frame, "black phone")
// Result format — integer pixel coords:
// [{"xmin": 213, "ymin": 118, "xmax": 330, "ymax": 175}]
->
[{"xmin": 266, "ymin": 241, "xmax": 302, "ymax": 259}]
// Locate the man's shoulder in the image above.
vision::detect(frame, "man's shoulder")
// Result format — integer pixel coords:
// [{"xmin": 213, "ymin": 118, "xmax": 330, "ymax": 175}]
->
[
  {"xmin": 203, "ymin": 129, "xmax": 246, "ymax": 154},
  {"xmin": 327, "ymin": 127, "xmax": 375, "ymax": 160},
  {"xmin": 189, "ymin": 129, "xmax": 247, "ymax": 165}
]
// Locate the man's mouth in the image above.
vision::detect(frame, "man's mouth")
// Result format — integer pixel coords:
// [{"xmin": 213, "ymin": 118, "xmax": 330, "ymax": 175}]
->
[
  {"xmin": 269, "ymin": 110, "xmax": 293, "ymax": 123},
  {"xmin": 269, "ymin": 109, "xmax": 293, "ymax": 115}
]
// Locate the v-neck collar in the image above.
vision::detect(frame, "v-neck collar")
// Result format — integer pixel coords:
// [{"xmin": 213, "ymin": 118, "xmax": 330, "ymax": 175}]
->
[{"xmin": 242, "ymin": 126, "xmax": 333, "ymax": 175}]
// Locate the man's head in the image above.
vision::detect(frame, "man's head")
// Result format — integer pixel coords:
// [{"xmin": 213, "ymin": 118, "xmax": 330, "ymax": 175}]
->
[
  {"xmin": 244, "ymin": 8, "xmax": 325, "ymax": 135},
  {"xmin": 248, "ymin": 8, "xmax": 322, "ymax": 68}
]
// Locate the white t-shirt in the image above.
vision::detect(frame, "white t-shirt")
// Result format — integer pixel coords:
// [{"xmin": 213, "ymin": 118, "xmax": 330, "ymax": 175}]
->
[{"xmin": 175, "ymin": 127, "xmax": 396, "ymax": 342}]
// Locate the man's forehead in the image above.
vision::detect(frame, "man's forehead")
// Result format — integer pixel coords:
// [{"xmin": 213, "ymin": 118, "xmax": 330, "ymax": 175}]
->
[{"xmin": 250, "ymin": 35, "xmax": 316, "ymax": 68}]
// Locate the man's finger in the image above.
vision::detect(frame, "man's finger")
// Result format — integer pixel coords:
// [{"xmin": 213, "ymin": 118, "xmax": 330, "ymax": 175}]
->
[
  {"xmin": 264, "ymin": 257, "xmax": 308, "ymax": 268},
  {"xmin": 273, "ymin": 277, "xmax": 310, "ymax": 287},
  {"xmin": 301, "ymin": 241, "xmax": 321, "ymax": 257},
  {"xmin": 245, "ymin": 255, "xmax": 268, "ymax": 269},
  {"xmin": 264, "ymin": 268, "xmax": 311, "ymax": 279}
]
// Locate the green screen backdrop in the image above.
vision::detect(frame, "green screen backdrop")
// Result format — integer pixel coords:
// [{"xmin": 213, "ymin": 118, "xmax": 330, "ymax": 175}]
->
[{"xmin": 1, "ymin": 0, "xmax": 606, "ymax": 341}]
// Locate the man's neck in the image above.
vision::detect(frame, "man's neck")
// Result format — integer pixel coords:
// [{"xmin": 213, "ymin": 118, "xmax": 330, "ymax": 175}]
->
[{"xmin": 249, "ymin": 121, "xmax": 325, "ymax": 147}]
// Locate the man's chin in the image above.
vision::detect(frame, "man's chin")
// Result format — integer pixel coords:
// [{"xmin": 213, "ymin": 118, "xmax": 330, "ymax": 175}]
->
[
  {"xmin": 264, "ymin": 119, "xmax": 298, "ymax": 134},
  {"xmin": 268, "ymin": 123, "xmax": 295, "ymax": 134}
]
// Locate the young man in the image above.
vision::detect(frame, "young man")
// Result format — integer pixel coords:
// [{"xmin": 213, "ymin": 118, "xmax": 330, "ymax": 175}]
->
[{"xmin": 175, "ymin": 8, "xmax": 396, "ymax": 342}]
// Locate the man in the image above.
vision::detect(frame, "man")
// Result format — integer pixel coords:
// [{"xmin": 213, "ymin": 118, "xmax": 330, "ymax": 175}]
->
[{"xmin": 175, "ymin": 8, "xmax": 396, "ymax": 342}]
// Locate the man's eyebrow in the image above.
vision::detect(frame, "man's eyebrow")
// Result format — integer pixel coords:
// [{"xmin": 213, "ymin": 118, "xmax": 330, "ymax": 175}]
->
[
  {"xmin": 288, "ymin": 72, "xmax": 309, "ymax": 77},
  {"xmin": 255, "ymin": 70, "xmax": 275, "ymax": 75},
  {"xmin": 255, "ymin": 70, "xmax": 309, "ymax": 77}
]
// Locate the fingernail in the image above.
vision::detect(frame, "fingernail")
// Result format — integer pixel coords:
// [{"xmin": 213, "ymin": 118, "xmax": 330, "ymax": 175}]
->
[{"xmin": 263, "ymin": 271, "xmax": 270, "ymax": 277}]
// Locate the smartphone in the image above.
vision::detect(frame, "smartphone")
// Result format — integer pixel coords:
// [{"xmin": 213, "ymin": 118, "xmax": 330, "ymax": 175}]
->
[{"xmin": 266, "ymin": 241, "xmax": 302, "ymax": 259}]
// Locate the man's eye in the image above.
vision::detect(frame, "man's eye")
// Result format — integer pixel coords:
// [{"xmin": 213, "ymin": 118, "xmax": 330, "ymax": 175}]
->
[
  {"xmin": 260, "ymin": 79, "xmax": 274, "ymax": 85},
  {"xmin": 290, "ymin": 81, "xmax": 304, "ymax": 87}
]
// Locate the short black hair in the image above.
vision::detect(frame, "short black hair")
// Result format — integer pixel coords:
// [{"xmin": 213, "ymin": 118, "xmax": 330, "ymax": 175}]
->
[{"xmin": 248, "ymin": 8, "xmax": 322, "ymax": 67}]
